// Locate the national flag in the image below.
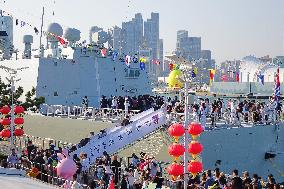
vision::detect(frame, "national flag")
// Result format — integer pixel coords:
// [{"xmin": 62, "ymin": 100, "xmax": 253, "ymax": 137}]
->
[
  {"xmin": 108, "ymin": 176, "xmax": 115, "ymax": 189},
  {"xmin": 112, "ymin": 51, "xmax": 118, "ymax": 61},
  {"xmin": 101, "ymin": 48, "xmax": 107, "ymax": 57},
  {"xmin": 56, "ymin": 36, "xmax": 66, "ymax": 45},
  {"xmin": 258, "ymin": 74, "xmax": 264, "ymax": 85},
  {"xmin": 125, "ymin": 55, "xmax": 131, "ymax": 67},
  {"xmin": 236, "ymin": 72, "xmax": 240, "ymax": 82},
  {"xmin": 140, "ymin": 62, "xmax": 146, "ymax": 70},
  {"xmin": 274, "ymin": 67, "xmax": 280, "ymax": 100},
  {"xmin": 152, "ymin": 59, "xmax": 160, "ymax": 65}
]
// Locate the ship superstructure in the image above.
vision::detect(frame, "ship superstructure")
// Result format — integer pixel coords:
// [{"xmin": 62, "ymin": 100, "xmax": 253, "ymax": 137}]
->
[{"xmin": 0, "ymin": 19, "xmax": 152, "ymax": 107}]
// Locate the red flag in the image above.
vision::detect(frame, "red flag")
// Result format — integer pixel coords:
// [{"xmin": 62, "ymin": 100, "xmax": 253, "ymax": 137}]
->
[{"xmin": 56, "ymin": 36, "xmax": 66, "ymax": 45}]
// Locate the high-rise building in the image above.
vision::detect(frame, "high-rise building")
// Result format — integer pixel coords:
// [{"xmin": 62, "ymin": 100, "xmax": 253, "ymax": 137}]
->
[
  {"xmin": 144, "ymin": 13, "xmax": 159, "ymax": 60},
  {"xmin": 158, "ymin": 39, "xmax": 163, "ymax": 76},
  {"xmin": 120, "ymin": 13, "xmax": 143, "ymax": 55},
  {"xmin": 201, "ymin": 50, "xmax": 212, "ymax": 64},
  {"xmin": 112, "ymin": 26, "xmax": 122, "ymax": 52},
  {"xmin": 144, "ymin": 13, "xmax": 160, "ymax": 78},
  {"xmin": 175, "ymin": 30, "xmax": 201, "ymax": 61},
  {"xmin": 187, "ymin": 37, "xmax": 201, "ymax": 60}
]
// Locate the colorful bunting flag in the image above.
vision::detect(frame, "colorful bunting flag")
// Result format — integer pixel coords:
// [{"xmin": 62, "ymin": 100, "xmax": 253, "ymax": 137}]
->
[
  {"xmin": 274, "ymin": 68, "xmax": 280, "ymax": 101},
  {"xmin": 221, "ymin": 74, "xmax": 228, "ymax": 82},
  {"xmin": 191, "ymin": 70, "xmax": 196, "ymax": 78},
  {"xmin": 125, "ymin": 55, "xmax": 131, "ymax": 67},
  {"xmin": 132, "ymin": 56, "xmax": 138, "ymax": 63},
  {"xmin": 236, "ymin": 72, "xmax": 240, "ymax": 82},
  {"xmin": 169, "ymin": 63, "xmax": 174, "ymax": 71},
  {"xmin": 101, "ymin": 48, "xmax": 107, "ymax": 57},
  {"xmin": 258, "ymin": 74, "xmax": 264, "ymax": 85},
  {"xmin": 209, "ymin": 69, "xmax": 216, "ymax": 86},
  {"xmin": 139, "ymin": 57, "xmax": 146, "ymax": 63},
  {"xmin": 56, "ymin": 36, "xmax": 66, "ymax": 45},
  {"xmin": 112, "ymin": 51, "xmax": 118, "ymax": 61},
  {"xmin": 194, "ymin": 67, "xmax": 198, "ymax": 75},
  {"xmin": 152, "ymin": 59, "xmax": 160, "ymax": 65},
  {"xmin": 140, "ymin": 62, "xmax": 146, "ymax": 70}
]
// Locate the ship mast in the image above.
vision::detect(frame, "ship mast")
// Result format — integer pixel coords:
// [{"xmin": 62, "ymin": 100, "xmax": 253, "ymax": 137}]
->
[{"xmin": 39, "ymin": 7, "xmax": 45, "ymax": 52}]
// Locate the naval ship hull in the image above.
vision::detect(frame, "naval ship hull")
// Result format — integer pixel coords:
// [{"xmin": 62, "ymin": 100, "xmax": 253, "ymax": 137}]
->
[{"xmin": 199, "ymin": 124, "xmax": 284, "ymax": 182}]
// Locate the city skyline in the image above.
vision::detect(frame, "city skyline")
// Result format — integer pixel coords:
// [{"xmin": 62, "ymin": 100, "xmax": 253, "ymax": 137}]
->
[{"xmin": 2, "ymin": 0, "xmax": 284, "ymax": 63}]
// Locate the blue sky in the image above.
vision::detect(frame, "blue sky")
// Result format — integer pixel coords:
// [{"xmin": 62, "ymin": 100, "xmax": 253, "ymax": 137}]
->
[{"xmin": 2, "ymin": 0, "xmax": 284, "ymax": 62}]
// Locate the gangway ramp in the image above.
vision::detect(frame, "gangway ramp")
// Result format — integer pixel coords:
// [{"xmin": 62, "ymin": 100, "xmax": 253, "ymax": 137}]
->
[{"xmin": 71, "ymin": 107, "xmax": 166, "ymax": 166}]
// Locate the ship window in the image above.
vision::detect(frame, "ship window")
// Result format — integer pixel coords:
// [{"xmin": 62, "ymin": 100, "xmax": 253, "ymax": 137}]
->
[
  {"xmin": 116, "ymin": 89, "xmax": 117, "ymax": 92},
  {"xmin": 113, "ymin": 67, "xmax": 116, "ymax": 71},
  {"xmin": 54, "ymin": 91, "xmax": 58, "ymax": 96},
  {"xmin": 115, "ymin": 78, "xmax": 116, "ymax": 82},
  {"xmin": 54, "ymin": 62, "xmax": 58, "ymax": 66},
  {"xmin": 135, "ymin": 70, "xmax": 140, "ymax": 77},
  {"xmin": 129, "ymin": 70, "xmax": 135, "ymax": 78}
]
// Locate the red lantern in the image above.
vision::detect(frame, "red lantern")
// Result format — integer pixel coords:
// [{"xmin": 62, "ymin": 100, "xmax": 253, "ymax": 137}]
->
[
  {"xmin": 188, "ymin": 161, "xmax": 203, "ymax": 177},
  {"xmin": 168, "ymin": 123, "xmax": 185, "ymax": 142},
  {"xmin": 14, "ymin": 117, "xmax": 24, "ymax": 125},
  {"xmin": 0, "ymin": 106, "xmax": 10, "ymax": 115},
  {"xmin": 1, "ymin": 129, "xmax": 11, "ymax": 138},
  {"xmin": 14, "ymin": 128, "xmax": 24, "ymax": 136},
  {"xmin": 188, "ymin": 122, "xmax": 203, "ymax": 139},
  {"xmin": 167, "ymin": 163, "xmax": 184, "ymax": 180},
  {"xmin": 14, "ymin": 106, "xmax": 25, "ymax": 114},
  {"xmin": 188, "ymin": 141, "xmax": 203, "ymax": 158},
  {"xmin": 1, "ymin": 118, "xmax": 11, "ymax": 126},
  {"xmin": 168, "ymin": 143, "xmax": 185, "ymax": 160}
]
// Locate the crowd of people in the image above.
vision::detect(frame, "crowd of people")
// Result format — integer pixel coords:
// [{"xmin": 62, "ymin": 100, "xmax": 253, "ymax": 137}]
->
[
  {"xmin": 4, "ymin": 142, "xmax": 284, "ymax": 189},
  {"xmin": 99, "ymin": 95, "xmax": 165, "ymax": 112},
  {"xmin": 166, "ymin": 96, "xmax": 283, "ymax": 128},
  {"xmin": 173, "ymin": 168, "xmax": 284, "ymax": 189}
]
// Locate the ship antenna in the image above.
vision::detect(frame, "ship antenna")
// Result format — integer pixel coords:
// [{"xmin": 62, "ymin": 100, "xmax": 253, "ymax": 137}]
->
[{"xmin": 39, "ymin": 7, "xmax": 45, "ymax": 51}]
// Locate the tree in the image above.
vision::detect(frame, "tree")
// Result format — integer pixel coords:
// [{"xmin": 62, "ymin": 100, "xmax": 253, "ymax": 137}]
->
[
  {"xmin": 0, "ymin": 77, "xmax": 45, "ymax": 111},
  {"xmin": 0, "ymin": 77, "xmax": 24, "ymax": 106},
  {"xmin": 22, "ymin": 87, "xmax": 45, "ymax": 112}
]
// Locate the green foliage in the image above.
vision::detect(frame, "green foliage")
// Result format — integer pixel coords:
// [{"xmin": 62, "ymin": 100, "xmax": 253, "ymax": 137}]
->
[
  {"xmin": 0, "ymin": 78, "xmax": 45, "ymax": 111},
  {"xmin": 22, "ymin": 87, "xmax": 45, "ymax": 112}
]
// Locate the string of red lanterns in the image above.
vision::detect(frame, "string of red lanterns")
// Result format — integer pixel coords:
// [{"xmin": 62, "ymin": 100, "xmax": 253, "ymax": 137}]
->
[
  {"xmin": 0, "ymin": 105, "xmax": 25, "ymax": 139},
  {"xmin": 167, "ymin": 123, "xmax": 185, "ymax": 180},
  {"xmin": 187, "ymin": 122, "xmax": 204, "ymax": 178},
  {"xmin": 167, "ymin": 122, "xmax": 204, "ymax": 181}
]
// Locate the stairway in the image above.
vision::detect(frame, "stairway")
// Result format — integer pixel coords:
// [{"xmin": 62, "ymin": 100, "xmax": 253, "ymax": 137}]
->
[{"xmin": 71, "ymin": 107, "xmax": 167, "ymax": 167}]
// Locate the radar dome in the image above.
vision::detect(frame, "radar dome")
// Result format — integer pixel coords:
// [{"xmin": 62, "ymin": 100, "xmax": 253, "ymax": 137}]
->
[
  {"xmin": 64, "ymin": 28, "xmax": 81, "ymax": 42},
  {"xmin": 47, "ymin": 23, "xmax": 63, "ymax": 36},
  {"xmin": 23, "ymin": 35, "xmax": 33, "ymax": 44}
]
